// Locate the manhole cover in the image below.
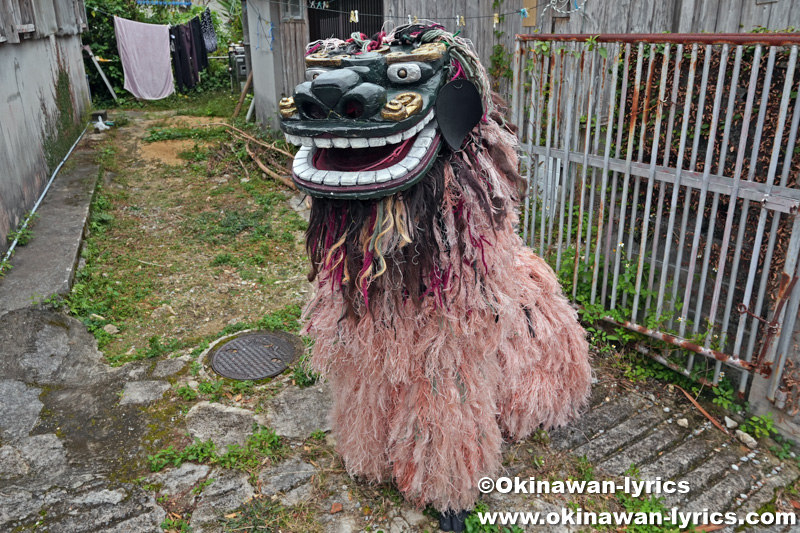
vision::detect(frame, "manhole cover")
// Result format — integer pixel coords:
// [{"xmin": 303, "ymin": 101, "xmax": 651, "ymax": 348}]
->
[{"xmin": 210, "ymin": 331, "xmax": 301, "ymax": 380}]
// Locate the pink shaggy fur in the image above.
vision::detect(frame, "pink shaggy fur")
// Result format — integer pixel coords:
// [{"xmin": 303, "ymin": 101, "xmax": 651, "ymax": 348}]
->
[{"xmin": 303, "ymin": 118, "xmax": 592, "ymax": 512}]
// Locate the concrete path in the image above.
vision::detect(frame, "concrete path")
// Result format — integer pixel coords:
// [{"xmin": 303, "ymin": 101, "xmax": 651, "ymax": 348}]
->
[{"xmin": 0, "ymin": 136, "xmax": 99, "ymax": 317}]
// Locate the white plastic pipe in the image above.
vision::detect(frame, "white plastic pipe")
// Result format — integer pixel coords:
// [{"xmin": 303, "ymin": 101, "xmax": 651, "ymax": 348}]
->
[{"xmin": 3, "ymin": 125, "xmax": 88, "ymax": 263}]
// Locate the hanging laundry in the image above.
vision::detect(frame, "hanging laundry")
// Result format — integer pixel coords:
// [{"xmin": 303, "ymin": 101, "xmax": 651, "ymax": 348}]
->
[
  {"xmin": 200, "ymin": 8, "xmax": 217, "ymax": 53},
  {"xmin": 190, "ymin": 17, "xmax": 209, "ymax": 72},
  {"xmin": 170, "ymin": 24, "xmax": 196, "ymax": 91},
  {"xmin": 113, "ymin": 16, "xmax": 174, "ymax": 100}
]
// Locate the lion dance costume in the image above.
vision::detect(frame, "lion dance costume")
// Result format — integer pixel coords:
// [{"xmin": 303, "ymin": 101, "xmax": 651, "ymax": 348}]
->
[{"xmin": 279, "ymin": 23, "xmax": 592, "ymax": 531}]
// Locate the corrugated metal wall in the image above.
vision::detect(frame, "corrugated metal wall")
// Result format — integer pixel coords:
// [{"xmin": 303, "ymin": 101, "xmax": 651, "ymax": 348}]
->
[{"xmin": 0, "ymin": 0, "xmax": 89, "ymax": 252}]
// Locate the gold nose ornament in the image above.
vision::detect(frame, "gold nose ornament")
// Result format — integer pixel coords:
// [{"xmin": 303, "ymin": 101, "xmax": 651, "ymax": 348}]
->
[
  {"xmin": 279, "ymin": 97, "xmax": 297, "ymax": 118},
  {"xmin": 381, "ymin": 92, "xmax": 423, "ymax": 121}
]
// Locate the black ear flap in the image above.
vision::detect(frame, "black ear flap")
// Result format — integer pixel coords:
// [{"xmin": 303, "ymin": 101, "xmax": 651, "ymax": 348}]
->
[{"xmin": 435, "ymin": 80, "xmax": 483, "ymax": 151}]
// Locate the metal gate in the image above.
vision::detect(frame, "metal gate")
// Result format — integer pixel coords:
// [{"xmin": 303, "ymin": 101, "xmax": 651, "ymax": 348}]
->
[{"xmin": 510, "ymin": 33, "xmax": 800, "ymax": 406}]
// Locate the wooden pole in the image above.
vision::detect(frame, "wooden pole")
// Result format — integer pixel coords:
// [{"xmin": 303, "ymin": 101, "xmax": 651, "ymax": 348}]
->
[{"xmin": 233, "ymin": 71, "xmax": 253, "ymax": 119}]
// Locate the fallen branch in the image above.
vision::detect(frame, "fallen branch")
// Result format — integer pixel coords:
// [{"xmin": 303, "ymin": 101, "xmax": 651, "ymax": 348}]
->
[
  {"xmin": 133, "ymin": 259, "xmax": 169, "ymax": 268},
  {"xmin": 228, "ymin": 143, "xmax": 250, "ymax": 181},
  {"xmin": 244, "ymin": 143, "xmax": 297, "ymax": 191},
  {"xmin": 675, "ymin": 384, "xmax": 730, "ymax": 435},
  {"xmin": 199, "ymin": 122, "xmax": 294, "ymax": 159}
]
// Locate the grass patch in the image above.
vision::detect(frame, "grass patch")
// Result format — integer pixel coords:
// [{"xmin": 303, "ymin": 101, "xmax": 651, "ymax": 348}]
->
[
  {"xmin": 148, "ymin": 425, "xmax": 286, "ymax": 474},
  {"xmin": 143, "ymin": 126, "xmax": 228, "ymax": 143},
  {"xmin": 66, "ymin": 112, "xmax": 308, "ymax": 364}
]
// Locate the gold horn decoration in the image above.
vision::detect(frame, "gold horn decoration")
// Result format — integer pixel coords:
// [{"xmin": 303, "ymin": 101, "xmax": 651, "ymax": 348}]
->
[
  {"xmin": 279, "ymin": 97, "xmax": 297, "ymax": 118},
  {"xmin": 381, "ymin": 92, "xmax": 423, "ymax": 121}
]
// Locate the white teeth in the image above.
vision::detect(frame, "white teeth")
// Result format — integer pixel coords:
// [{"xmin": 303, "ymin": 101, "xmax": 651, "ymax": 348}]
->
[
  {"xmin": 389, "ymin": 165, "xmax": 406, "ymax": 179},
  {"xmin": 385, "ymin": 133, "xmax": 402, "ymax": 144},
  {"xmin": 357, "ymin": 171, "xmax": 377, "ymax": 185},
  {"xmin": 340, "ymin": 173, "xmax": 358, "ymax": 186},
  {"xmin": 409, "ymin": 146, "xmax": 426, "ymax": 159},
  {"xmin": 323, "ymin": 171, "xmax": 342, "ymax": 186},
  {"xmin": 401, "ymin": 156, "xmax": 420, "ymax": 171},
  {"xmin": 291, "ymin": 111, "xmax": 439, "ymax": 188},
  {"xmin": 375, "ymin": 169, "xmax": 392, "ymax": 183},
  {"xmin": 310, "ymin": 170, "xmax": 327, "ymax": 184}
]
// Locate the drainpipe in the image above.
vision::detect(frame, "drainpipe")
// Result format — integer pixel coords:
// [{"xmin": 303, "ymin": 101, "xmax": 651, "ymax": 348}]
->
[{"xmin": 3, "ymin": 126, "xmax": 88, "ymax": 263}]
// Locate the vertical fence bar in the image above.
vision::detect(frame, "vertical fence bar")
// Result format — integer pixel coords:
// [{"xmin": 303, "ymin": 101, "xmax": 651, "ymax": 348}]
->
[
  {"xmin": 676, "ymin": 44, "xmax": 713, "ymax": 372},
  {"xmin": 631, "ymin": 43, "xmax": 672, "ymax": 323},
  {"xmin": 645, "ymin": 44, "xmax": 685, "ymax": 315},
  {"xmin": 565, "ymin": 49, "xmax": 587, "ymax": 256},
  {"xmin": 522, "ymin": 44, "xmax": 534, "ymax": 245},
  {"xmin": 573, "ymin": 50, "xmax": 598, "ymax": 302},
  {"xmin": 547, "ymin": 49, "xmax": 567, "ymax": 256},
  {"xmin": 718, "ymin": 46, "xmax": 777, "ymax": 357},
  {"xmin": 705, "ymin": 44, "xmax": 763, "ymax": 365},
  {"xmin": 591, "ymin": 45, "xmax": 622, "ymax": 306},
  {"xmin": 602, "ymin": 43, "xmax": 632, "ymax": 305},
  {"xmin": 512, "ymin": 38, "xmax": 523, "ymax": 135},
  {"xmin": 656, "ymin": 44, "xmax": 699, "ymax": 323},
  {"xmin": 530, "ymin": 52, "xmax": 549, "ymax": 249},
  {"xmin": 556, "ymin": 57, "xmax": 577, "ymax": 273},
  {"xmin": 610, "ymin": 42, "xmax": 646, "ymax": 311},
  {"xmin": 585, "ymin": 52, "xmax": 609, "ymax": 269},
  {"xmin": 540, "ymin": 49, "xmax": 558, "ymax": 256}
]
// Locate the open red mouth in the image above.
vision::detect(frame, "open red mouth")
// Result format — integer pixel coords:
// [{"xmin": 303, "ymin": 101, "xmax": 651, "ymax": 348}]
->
[{"xmin": 312, "ymin": 136, "xmax": 416, "ymax": 172}]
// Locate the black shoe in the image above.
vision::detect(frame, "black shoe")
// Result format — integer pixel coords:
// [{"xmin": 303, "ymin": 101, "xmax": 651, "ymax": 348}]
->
[{"xmin": 438, "ymin": 509, "xmax": 469, "ymax": 532}]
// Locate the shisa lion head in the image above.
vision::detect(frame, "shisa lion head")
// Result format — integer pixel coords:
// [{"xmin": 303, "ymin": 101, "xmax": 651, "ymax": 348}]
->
[{"xmin": 279, "ymin": 24, "xmax": 490, "ymax": 200}]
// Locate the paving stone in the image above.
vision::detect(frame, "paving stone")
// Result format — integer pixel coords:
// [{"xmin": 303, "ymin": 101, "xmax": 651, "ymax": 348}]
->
[
  {"xmin": 259, "ymin": 457, "xmax": 317, "ymax": 496},
  {"xmin": 191, "ymin": 469, "xmax": 255, "ymax": 531},
  {"xmin": 684, "ymin": 461, "xmax": 762, "ymax": 513},
  {"xmin": 572, "ymin": 405, "xmax": 669, "ymax": 463},
  {"xmin": 401, "ymin": 508, "xmax": 428, "ymax": 527},
  {"xmin": 16, "ymin": 434, "xmax": 69, "ymax": 488},
  {"xmin": 324, "ymin": 516, "xmax": 359, "ymax": 533},
  {"xmin": 0, "ymin": 444, "xmax": 28, "ymax": 479},
  {"xmin": 638, "ymin": 437, "xmax": 714, "ymax": 480},
  {"xmin": 0, "ymin": 488, "xmax": 41, "ymax": 529},
  {"xmin": 46, "ymin": 485, "xmax": 166, "ymax": 533},
  {"xmin": 151, "ymin": 357, "xmax": 187, "ymax": 378},
  {"xmin": 264, "ymin": 383, "xmax": 332, "ymax": 439},
  {"xmin": 150, "ymin": 463, "xmax": 211, "ymax": 496},
  {"xmin": 0, "ymin": 380, "xmax": 43, "ymax": 442},
  {"xmin": 281, "ymin": 482, "xmax": 314, "ymax": 506},
  {"xmin": 735, "ymin": 463, "xmax": 800, "ymax": 516},
  {"xmin": 598, "ymin": 417, "xmax": 688, "ymax": 475},
  {"xmin": 551, "ymin": 394, "xmax": 649, "ymax": 450},
  {"xmin": 119, "ymin": 380, "xmax": 170, "ymax": 405},
  {"xmin": 663, "ymin": 449, "xmax": 743, "ymax": 507},
  {"xmin": 185, "ymin": 401, "xmax": 258, "ymax": 449}
]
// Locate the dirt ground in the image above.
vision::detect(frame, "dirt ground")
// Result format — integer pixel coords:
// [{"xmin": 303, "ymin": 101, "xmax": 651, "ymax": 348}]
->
[{"xmin": 76, "ymin": 110, "xmax": 310, "ymax": 363}]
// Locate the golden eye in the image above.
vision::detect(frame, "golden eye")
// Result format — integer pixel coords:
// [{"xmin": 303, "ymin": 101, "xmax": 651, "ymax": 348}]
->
[
  {"xmin": 397, "ymin": 69, "xmax": 407, "ymax": 78},
  {"xmin": 313, "ymin": 73, "xmax": 320, "ymax": 79}
]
